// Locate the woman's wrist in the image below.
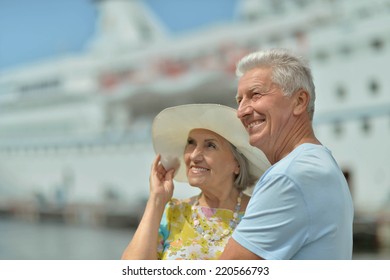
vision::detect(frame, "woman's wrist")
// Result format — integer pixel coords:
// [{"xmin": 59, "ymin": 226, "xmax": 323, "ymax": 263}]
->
[{"xmin": 147, "ymin": 193, "xmax": 169, "ymax": 210}]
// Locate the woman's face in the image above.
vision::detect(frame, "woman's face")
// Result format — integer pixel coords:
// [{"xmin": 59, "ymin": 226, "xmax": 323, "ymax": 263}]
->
[{"xmin": 184, "ymin": 129, "xmax": 239, "ymax": 189}]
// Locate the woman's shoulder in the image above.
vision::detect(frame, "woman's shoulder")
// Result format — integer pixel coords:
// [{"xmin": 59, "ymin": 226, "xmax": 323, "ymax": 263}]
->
[
  {"xmin": 170, "ymin": 196, "xmax": 197, "ymax": 205},
  {"xmin": 167, "ymin": 196, "xmax": 197, "ymax": 210},
  {"xmin": 164, "ymin": 196, "xmax": 198, "ymax": 223}
]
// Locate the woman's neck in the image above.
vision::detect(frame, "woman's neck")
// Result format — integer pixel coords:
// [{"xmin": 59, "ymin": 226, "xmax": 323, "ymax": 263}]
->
[{"xmin": 197, "ymin": 188, "xmax": 241, "ymax": 210}]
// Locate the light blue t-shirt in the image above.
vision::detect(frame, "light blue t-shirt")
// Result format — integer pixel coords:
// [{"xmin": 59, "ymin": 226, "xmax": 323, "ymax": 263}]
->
[{"xmin": 232, "ymin": 144, "xmax": 354, "ymax": 260}]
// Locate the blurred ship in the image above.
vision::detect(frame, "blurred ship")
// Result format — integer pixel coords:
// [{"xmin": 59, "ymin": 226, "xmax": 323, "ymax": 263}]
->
[{"xmin": 0, "ymin": 0, "xmax": 389, "ymax": 240}]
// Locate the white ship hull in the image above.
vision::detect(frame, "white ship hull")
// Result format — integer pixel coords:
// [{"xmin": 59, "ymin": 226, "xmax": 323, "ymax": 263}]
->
[{"xmin": 1, "ymin": 0, "xmax": 390, "ymax": 228}]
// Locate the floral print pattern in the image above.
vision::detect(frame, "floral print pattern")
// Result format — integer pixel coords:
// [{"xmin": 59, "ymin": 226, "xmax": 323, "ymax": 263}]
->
[{"xmin": 157, "ymin": 198, "xmax": 244, "ymax": 260}]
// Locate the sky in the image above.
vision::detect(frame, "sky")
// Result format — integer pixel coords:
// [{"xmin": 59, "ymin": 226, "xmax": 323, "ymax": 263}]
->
[{"xmin": 0, "ymin": 0, "xmax": 238, "ymax": 71}]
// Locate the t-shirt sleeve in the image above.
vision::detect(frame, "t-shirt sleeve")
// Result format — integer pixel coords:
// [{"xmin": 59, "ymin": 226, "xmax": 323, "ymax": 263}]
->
[{"xmin": 232, "ymin": 174, "xmax": 309, "ymax": 260}]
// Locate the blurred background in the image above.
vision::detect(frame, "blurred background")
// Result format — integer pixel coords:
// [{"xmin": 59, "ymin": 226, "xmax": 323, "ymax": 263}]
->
[{"xmin": 0, "ymin": 0, "xmax": 389, "ymax": 259}]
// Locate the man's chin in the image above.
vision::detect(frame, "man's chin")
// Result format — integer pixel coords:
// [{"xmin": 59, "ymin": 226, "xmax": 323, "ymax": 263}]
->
[{"xmin": 249, "ymin": 136, "xmax": 263, "ymax": 149}]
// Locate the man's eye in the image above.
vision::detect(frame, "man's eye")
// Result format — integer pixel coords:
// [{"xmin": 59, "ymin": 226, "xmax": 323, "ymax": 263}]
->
[{"xmin": 253, "ymin": 92, "xmax": 264, "ymax": 98}]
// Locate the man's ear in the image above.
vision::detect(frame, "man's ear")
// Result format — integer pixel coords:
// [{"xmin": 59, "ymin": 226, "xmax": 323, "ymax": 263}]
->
[{"xmin": 293, "ymin": 89, "xmax": 310, "ymax": 116}]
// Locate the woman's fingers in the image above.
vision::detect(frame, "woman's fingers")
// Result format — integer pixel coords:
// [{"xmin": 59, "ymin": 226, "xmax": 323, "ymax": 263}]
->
[
  {"xmin": 151, "ymin": 154, "xmax": 161, "ymax": 171},
  {"xmin": 165, "ymin": 168, "xmax": 175, "ymax": 181},
  {"xmin": 150, "ymin": 154, "xmax": 177, "ymax": 187}
]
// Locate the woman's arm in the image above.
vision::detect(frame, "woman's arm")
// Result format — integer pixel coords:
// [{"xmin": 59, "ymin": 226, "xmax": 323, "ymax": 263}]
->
[{"xmin": 121, "ymin": 155, "xmax": 175, "ymax": 259}]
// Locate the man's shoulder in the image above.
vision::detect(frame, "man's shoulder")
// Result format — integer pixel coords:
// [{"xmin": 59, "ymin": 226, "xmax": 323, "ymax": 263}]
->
[{"xmin": 282, "ymin": 144, "xmax": 331, "ymax": 168}]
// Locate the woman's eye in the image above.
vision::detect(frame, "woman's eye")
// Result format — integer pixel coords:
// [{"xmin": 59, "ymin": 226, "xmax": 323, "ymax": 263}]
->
[{"xmin": 207, "ymin": 142, "xmax": 216, "ymax": 149}]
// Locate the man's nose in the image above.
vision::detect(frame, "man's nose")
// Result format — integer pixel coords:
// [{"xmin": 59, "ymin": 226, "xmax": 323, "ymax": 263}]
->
[{"xmin": 237, "ymin": 99, "xmax": 252, "ymax": 119}]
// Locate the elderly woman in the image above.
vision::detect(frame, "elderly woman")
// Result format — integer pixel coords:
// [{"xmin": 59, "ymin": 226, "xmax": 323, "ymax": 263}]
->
[{"xmin": 121, "ymin": 104, "xmax": 270, "ymax": 260}]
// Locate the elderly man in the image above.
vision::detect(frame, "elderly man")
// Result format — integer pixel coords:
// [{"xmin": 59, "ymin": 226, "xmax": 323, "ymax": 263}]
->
[{"xmin": 220, "ymin": 48, "xmax": 354, "ymax": 260}]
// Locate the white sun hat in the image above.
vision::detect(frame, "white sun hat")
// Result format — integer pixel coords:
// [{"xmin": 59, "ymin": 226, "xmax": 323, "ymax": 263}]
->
[{"xmin": 152, "ymin": 104, "xmax": 270, "ymax": 185}]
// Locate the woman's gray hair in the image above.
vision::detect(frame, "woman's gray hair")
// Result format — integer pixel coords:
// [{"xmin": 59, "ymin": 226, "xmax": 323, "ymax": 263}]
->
[
  {"xmin": 236, "ymin": 48, "xmax": 316, "ymax": 120},
  {"xmin": 230, "ymin": 144, "xmax": 257, "ymax": 191}
]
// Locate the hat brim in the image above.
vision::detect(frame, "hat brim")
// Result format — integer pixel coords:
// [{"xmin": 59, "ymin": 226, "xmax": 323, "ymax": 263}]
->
[{"xmin": 152, "ymin": 104, "xmax": 270, "ymax": 187}]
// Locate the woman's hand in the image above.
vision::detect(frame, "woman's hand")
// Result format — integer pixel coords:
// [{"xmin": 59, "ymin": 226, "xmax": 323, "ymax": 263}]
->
[
  {"xmin": 122, "ymin": 154, "xmax": 175, "ymax": 260},
  {"xmin": 149, "ymin": 154, "xmax": 175, "ymax": 206}
]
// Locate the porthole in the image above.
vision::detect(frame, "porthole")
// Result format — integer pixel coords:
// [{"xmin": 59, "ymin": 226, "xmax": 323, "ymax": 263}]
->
[
  {"xmin": 361, "ymin": 117, "xmax": 371, "ymax": 135},
  {"xmin": 336, "ymin": 84, "xmax": 347, "ymax": 100},
  {"xmin": 315, "ymin": 50, "xmax": 329, "ymax": 62},
  {"xmin": 371, "ymin": 38, "xmax": 384, "ymax": 51},
  {"xmin": 333, "ymin": 121, "xmax": 343, "ymax": 137},
  {"xmin": 368, "ymin": 79, "xmax": 380, "ymax": 95},
  {"xmin": 339, "ymin": 45, "xmax": 352, "ymax": 56}
]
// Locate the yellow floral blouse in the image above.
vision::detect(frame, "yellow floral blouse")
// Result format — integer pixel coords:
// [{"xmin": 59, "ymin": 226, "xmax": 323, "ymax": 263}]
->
[{"xmin": 157, "ymin": 197, "xmax": 245, "ymax": 260}]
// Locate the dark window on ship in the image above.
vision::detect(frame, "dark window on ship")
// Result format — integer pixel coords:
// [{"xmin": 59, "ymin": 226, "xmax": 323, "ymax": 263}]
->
[
  {"xmin": 371, "ymin": 38, "xmax": 384, "ymax": 51},
  {"xmin": 18, "ymin": 79, "xmax": 60, "ymax": 93},
  {"xmin": 368, "ymin": 79, "xmax": 380, "ymax": 95},
  {"xmin": 333, "ymin": 120, "xmax": 343, "ymax": 137},
  {"xmin": 294, "ymin": 0, "xmax": 309, "ymax": 8},
  {"xmin": 270, "ymin": 0, "xmax": 285, "ymax": 14},
  {"xmin": 268, "ymin": 35, "xmax": 282, "ymax": 46},
  {"xmin": 336, "ymin": 84, "xmax": 347, "ymax": 100},
  {"xmin": 339, "ymin": 45, "xmax": 352, "ymax": 56},
  {"xmin": 361, "ymin": 117, "xmax": 371, "ymax": 135},
  {"xmin": 315, "ymin": 50, "xmax": 329, "ymax": 62},
  {"xmin": 357, "ymin": 7, "xmax": 371, "ymax": 19}
]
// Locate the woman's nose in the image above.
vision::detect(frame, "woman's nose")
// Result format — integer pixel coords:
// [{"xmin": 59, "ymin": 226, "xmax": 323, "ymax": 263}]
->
[{"xmin": 190, "ymin": 147, "xmax": 203, "ymax": 162}]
